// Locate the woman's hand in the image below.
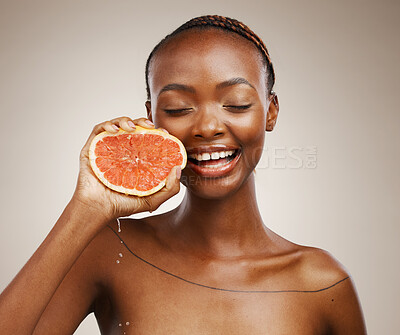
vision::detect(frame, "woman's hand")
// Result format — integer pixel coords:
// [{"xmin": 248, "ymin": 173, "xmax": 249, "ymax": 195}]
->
[{"xmin": 72, "ymin": 116, "xmax": 181, "ymax": 222}]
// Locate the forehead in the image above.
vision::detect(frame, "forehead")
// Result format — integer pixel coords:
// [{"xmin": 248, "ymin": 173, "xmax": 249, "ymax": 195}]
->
[{"xmin": 148, "ymin": 29, "xmax": 266, "ymax": 96}]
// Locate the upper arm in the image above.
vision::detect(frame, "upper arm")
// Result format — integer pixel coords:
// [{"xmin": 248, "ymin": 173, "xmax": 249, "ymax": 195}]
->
[
  {"xmin": 303, "ymin": 248, "xmax": 367, "ymax": 335},
  {"xmin": 32, "ymin": 227, "xmax": 109, "ymax": 334},
  {"xmin": 324, "ymin": 275, "xmax": 367, "ymax": 335}
]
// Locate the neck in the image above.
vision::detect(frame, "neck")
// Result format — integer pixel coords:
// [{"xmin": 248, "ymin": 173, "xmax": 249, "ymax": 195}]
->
[{"xmin": 171, "ymin": 173, "xmax": 272, "ymax": 259}]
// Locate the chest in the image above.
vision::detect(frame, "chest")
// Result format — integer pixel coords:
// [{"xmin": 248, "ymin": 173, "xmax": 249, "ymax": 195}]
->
[{"xmin": 97, "ymin": 252, "xmax": 329, "ymax": 335}]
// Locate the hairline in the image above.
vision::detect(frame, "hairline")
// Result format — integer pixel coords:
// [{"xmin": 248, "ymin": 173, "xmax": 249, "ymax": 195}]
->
[{"xmin": 146, "ymin": 26, "xmax": 268, "ymax": 101}]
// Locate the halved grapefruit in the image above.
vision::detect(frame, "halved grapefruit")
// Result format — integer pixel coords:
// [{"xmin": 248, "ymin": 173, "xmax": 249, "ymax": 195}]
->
[{"xmin": 89, "ymin": 126, "xmax": 186, "ymax": 196}]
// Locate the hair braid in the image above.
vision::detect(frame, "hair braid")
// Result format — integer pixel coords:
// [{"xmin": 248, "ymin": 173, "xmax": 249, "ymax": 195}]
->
[{"xmin": 145, "ymin": 15, "xmax": 275, "ymax": 100}]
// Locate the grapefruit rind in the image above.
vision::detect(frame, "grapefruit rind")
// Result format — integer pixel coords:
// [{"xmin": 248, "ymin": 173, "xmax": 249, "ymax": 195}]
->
[{"xmin": 88, "ymin": 126, "xmax": 187, "ymax": 197}]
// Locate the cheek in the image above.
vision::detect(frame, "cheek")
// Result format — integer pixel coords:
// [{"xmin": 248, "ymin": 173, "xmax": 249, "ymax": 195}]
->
[
  {"xmin": 158, "ymin": 122, "xmax": 189, "ymax": 146},
  {"xmin": 151, "ymin": 110, "xmax": 186, "ymax": 140},
  {"xmin": 224, "ymin": 114, "xmax": 265, "ymax": 171},
  {"xmin": 242, "ymin": 127, "xmax": 265, "ymax": 168}
]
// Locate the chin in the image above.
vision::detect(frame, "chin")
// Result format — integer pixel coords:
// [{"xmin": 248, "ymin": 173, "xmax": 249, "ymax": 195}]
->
[{"xmin": 180, "ymin": 170, "xmax": 251, "ymax": 200}]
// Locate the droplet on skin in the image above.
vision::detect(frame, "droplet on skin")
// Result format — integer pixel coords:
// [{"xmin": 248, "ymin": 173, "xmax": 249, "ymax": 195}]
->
[
  {"xmin": 119, "ymin": 253, "xmax": 123, "ymax": 258},
  {"xmin": 120, "ymin": 240, "xmax": 123, "ymax": 244},
  {"xmin": 126, "ymin": 321, "xmax": 130, "ymax": 326},
  {"xmin": 116, "ymin": 260, "xmax": 120, "ymax": 264},
  {"xmin": 118, "ymin": 323, "xmax": 122, "ymax": 327}
]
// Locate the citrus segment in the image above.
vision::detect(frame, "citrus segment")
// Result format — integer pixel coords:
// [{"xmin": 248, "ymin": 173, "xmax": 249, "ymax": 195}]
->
[{"xmin": 89, "ymin": 126, "xmax": 186, "ymax": 196}]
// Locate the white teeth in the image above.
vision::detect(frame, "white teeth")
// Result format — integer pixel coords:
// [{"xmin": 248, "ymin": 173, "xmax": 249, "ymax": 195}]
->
[
  {"xmin": 203, "ymin": 161, "xmax": 229, "ymax": 168},
  {"xmin": 189, "ymin": 150, "xmax": 237, "ymax": 161},
  {"xmin": 211, "ymin": 152, "xmax": 220, "ymax": 160}
]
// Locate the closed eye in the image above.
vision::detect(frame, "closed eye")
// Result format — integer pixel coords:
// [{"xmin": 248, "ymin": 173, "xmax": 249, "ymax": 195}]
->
[
  {"xmin": 163, "ymin": 108, "xmax": 192, "ymax": 114},
  {"xmin": 223, "ymin": 104, "xmax": 252, "ymax": 110}
]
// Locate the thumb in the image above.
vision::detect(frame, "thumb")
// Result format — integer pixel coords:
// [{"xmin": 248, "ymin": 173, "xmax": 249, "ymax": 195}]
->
[{"xmin": 142, "ymin": 166, "xmax": 181, "ymax": 212}]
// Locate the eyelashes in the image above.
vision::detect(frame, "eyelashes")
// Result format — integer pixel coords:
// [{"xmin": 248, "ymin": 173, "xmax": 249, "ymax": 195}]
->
[
  {"xmin": 163, "ymin": 105, "xmax": 253, "ymax": 114},
  {"xmin": 224, "ymin": 104, "xmax": 252, "ymax": 110},
  {"xmin": 163, "ymin": 108, "xmax": 192, "ymax": 114}
]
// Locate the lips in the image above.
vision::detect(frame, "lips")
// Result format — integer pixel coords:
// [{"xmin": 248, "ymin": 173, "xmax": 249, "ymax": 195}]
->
[{"xmin": 185, "ymin": 145, "xmax": 241, "ymax": 178}]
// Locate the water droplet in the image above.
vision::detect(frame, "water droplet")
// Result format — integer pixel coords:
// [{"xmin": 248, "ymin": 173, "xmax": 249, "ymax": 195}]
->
[
  {"xmin": 126, "ymin": 321, "xmax": 130, "ymax": 326},
  {"xmin": 120, "ymin": 240, "xmax": 123, "ymax": 244},
  {"xmin": 118, "ymin": 323, "xmax": 122, "ymax": 327},
  {"xmin": 119, "ymin": 253, "xmax": 123, "ymax": 258},
  {"xmin": 116, "ymin": 260, "xmax": 120, "ymax": 264}
]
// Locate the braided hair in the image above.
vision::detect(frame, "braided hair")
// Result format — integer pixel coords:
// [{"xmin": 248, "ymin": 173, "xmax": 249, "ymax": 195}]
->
[{"xmin": 145, "ymin": 15, "xmax": 275, "ymax": 100}]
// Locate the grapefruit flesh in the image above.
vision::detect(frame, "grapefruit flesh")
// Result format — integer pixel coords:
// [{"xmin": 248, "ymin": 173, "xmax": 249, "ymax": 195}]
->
[{"xmin": 89, "ymin": 126, "xmax": 186, "ymax": 196}]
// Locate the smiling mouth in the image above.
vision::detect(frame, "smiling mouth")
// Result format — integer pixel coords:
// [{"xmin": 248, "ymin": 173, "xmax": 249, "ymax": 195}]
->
[
  {"xmin": 188, "ymin": 149, "xmax": 240, "ymax": 167},
  {"xmin": 185, "ymin": 148, "xmax": 241, "ymax": 178}
]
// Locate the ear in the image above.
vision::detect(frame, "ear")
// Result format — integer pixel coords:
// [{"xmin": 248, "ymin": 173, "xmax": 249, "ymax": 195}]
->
[
  {"xmin": 145, "ymin": 100, "xmax": 152, "ymax": 122},
  {"xmin": 266, "ymin": 92, "xmax": 279, "ymax": 132}
]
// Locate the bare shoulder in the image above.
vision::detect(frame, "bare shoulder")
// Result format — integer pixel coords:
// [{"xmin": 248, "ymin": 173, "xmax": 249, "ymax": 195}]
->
[
  {"xmin": 91, "ymin": 215, "xmax": 164, "ymax": 265},
  {"xmin": 295, "ymin": 246, "xmax": 367, "ymax": 334},
  {"xmin": 296, "ymin": 246, "xmax": 350, "ymax": 290},
  {"xmin": 69, "ymin": 217, "xmax": 154, "ymax": 281},
  {"xmin": 86, "ymin": 217, "xmax": 154, "ymax": 260}
]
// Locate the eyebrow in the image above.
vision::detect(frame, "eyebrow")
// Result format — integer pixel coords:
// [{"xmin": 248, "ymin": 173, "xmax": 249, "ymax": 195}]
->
[
  {"xmin": 216, "ymin": 77, "xmax": 256, "ymax": 90},
  {"xmin": 157, "ymin": 77, "xmax": 255, "ymax": 98},
  {"xmin": 157, "ymin": 83, "xmax": 195, "ymax": 98}
]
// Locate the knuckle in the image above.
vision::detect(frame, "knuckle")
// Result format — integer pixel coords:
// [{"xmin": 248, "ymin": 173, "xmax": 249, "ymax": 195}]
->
[
  {"xmin": 92, "ymin": 124, "xmax": 101, "ymax": 132},
  {"xmin": 111, "ymin": 116, "xmax": 129, "ymax": 123},
  {"xmin": 94, "ymin": 120, "xmax": 110, "ymax": 129},
  {"xmin": 171, "ymin": 183, "xmax": 180, "ymax": 196},
  {"xmin": 132, "ymin": 117, "xmax": 144, "ymax": 124},
  {"xmin": 151, "ymin": 201, "xmax": 161, "ymax": 212},
  {"xmin": 142, "ymin": 197, "xmax": 154, "ymax": 213}
]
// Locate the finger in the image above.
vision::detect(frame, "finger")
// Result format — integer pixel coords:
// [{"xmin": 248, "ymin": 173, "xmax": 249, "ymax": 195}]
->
[
  {"xmin": 158, "ymin": 127, "xmax": 169, "ymax": 134},
  {"xmin": 143, "ymin": 166, "xmax": 181, "ymax": 212},
  {"xmin": 103, "ymin": 121, "xmax": 120, "ymax": 133},
  {"xmin": 110, "ymin": 116, "xmax": 136, "ymax": 132},
  {"xmin": 134, "ymin": 117, "xmax": 155, "ymax": 129}
]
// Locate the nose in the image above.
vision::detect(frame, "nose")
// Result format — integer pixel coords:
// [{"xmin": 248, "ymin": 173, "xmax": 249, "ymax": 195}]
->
[{"xmin": 191, "ymin": 106, "xmax": 225, "ymax": 140}]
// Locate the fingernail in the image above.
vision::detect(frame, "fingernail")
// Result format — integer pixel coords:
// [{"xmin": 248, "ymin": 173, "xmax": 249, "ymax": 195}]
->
[
  {"xmin": 176, "ymin": 166, "xmax": 181, "ymax": 179},
  {"xmin": 145, "ymin": 119, "xmax": 154, "ymax": 126},
  {"xmin": 128, "ymin": 121, "xmax": 136, "ymax": 129},
  {"xmin": 112, "ymin": 124, "xmax": 119, "ymax": 130}
]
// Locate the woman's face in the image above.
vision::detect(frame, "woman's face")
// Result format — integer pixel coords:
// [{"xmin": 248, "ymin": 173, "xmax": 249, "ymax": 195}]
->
[{"xmin": 146, "ymin": 29, "xmax": 276, "ymax": 199}]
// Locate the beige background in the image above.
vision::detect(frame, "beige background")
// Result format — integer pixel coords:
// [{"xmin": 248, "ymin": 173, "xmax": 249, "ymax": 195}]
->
[{"xmin": 0, "ymin": 0, "xmax": 399, "ymax": 333}]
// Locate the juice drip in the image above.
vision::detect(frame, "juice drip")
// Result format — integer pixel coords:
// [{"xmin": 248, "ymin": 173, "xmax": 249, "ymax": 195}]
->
[
  {"xmin": 117, "ymin": 321, "xmax": 130, "ymax": 334},
  {"xmin": 117, "ymin": 218, "xmax": 121, "ymax": 232}
]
